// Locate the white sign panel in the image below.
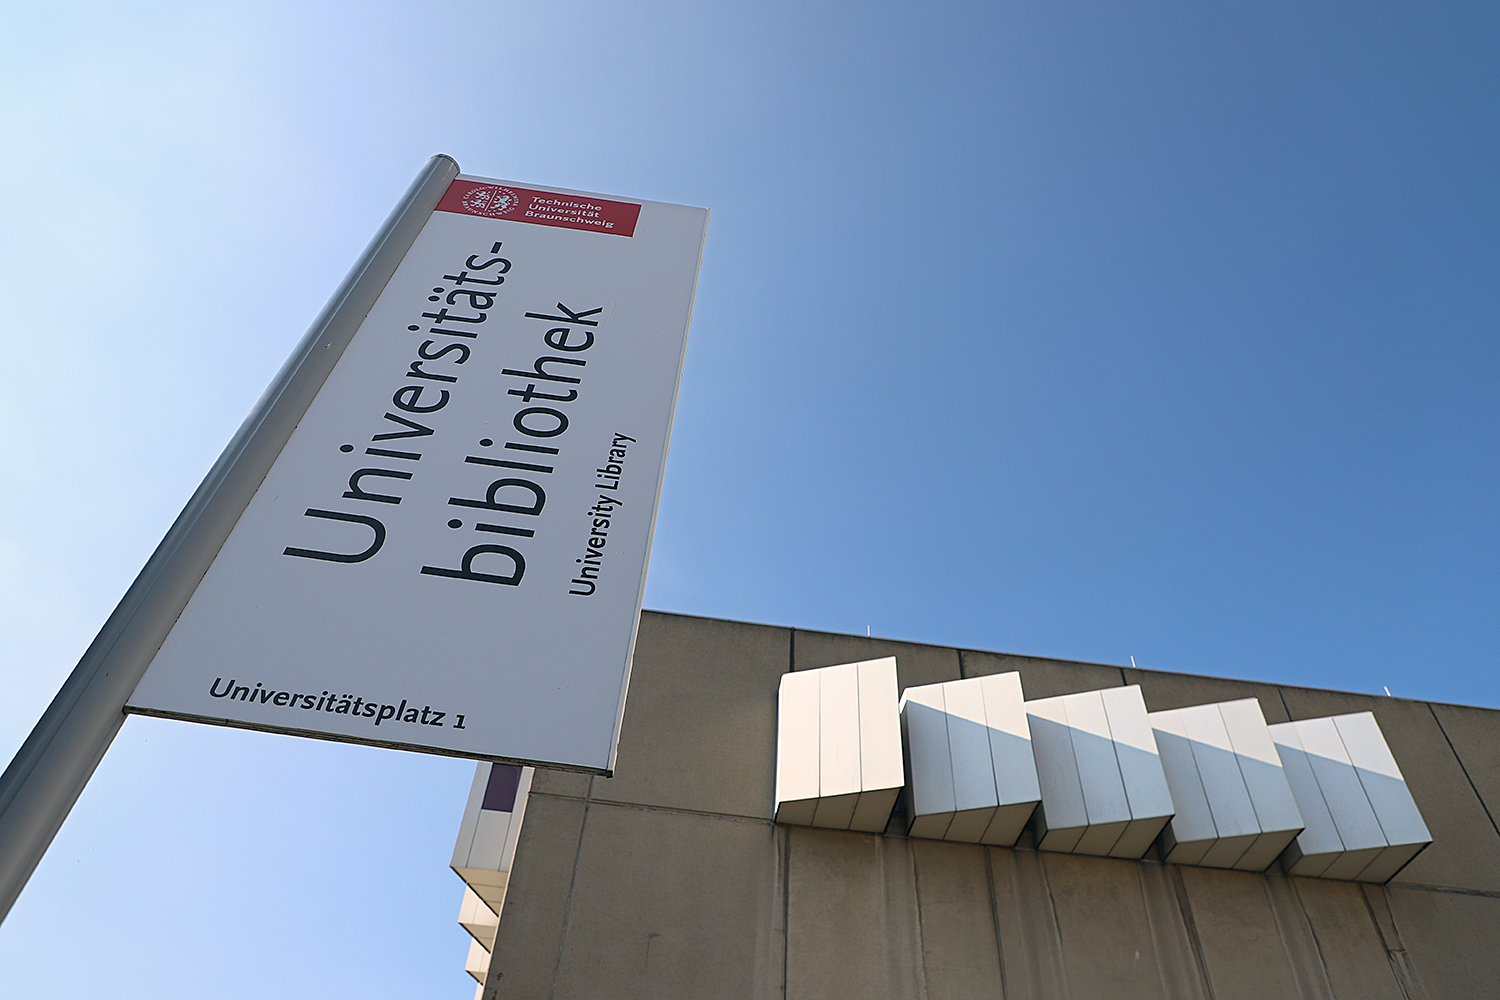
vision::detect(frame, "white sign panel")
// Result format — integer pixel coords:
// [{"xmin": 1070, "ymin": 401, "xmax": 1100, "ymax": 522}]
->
[{"xmin": 126, "ymin": 177, "xmax": 709, "ymax": 772}]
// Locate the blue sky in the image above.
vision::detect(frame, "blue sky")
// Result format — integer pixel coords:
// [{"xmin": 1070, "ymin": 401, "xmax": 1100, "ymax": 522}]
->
[{"xmin": 2, "ymin": 1, "xmax": 1496, "ymax": 996}]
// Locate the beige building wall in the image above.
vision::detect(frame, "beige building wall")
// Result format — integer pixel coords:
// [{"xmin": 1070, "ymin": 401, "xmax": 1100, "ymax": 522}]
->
[{"xmin": 479, "ymin": 611, "xmax": 1500, "ymax": 999}]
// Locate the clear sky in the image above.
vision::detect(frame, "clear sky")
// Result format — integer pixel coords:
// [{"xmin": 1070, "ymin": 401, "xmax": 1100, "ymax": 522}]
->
[{"xmin": 2, "ymin": 1, "xmax": 1496, "ymax": 996}]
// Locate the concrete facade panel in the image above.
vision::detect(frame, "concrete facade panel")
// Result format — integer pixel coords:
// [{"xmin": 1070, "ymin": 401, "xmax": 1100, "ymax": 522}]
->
[
  {"xmin": 484, "ymin": 794, "xmax": 586, "ymax": 999},
  {"xmin": 593, "ymin": 612, "xmax": 791, "ymax": 819},
  {"xmin": 965, "ymin": 649, "xmax": 1124, "ymax": 700},
  {"xmin": 909, "ymin": 839, "xmax": 1005, "ymax": 999},
  {"xmin": 1386, "ymin": 884, "xmax": 1500, "ymax": 998},
  {"xmin": 1279, "ymin": 688, "xmax": 1500, "ymax": 891},
  {"xmin": 794, "ymin": 630, "xmax": 961, "ymax": 691},
  {"xmin": 1260, "ymin": 872, "xmax": 1336, "ymax": 1000},
  {"xmin": 1357, "ymin": 885, "xmax": 1428, "ymax": 999},
  {"xmin": 1290, "ymin": 877, "xmax": 1405, "ymax": 1000},
  {"xmin": 529, "ymin": 767, "xmax": 590, "ymax": 799},
  {"xmin": 786, "ymin": 826, "xmax": 925, "ymax": 999},
  {"xmin": 989, "ymin": 844, "xmax": 1069, "ymax": 1000},
  {"xmin": 1124, "ymin": 669, "xmax": 1291, "ymax": 724},
  {"xmin": 479, "ymin": 615, "xmax": 1500, "ymax": 1000},
  {"xmin": 1136, "ymin": 862, "xmax": 1212, "ymax": 1000},
  {"xmin": 1427, "ymin": 701, "xmax": 1500, "ymax": 840},
  {"xmin": 1177, "ymin": 865, "xmax": 1301, "ymax": 1000},
  {"xmin": 1041, "ymin": 851, "xmax": 1168, "ymax": 1000},
  {"xmin": 551, "ymin": 805, "xmax": 783, "ymax": 1000}
]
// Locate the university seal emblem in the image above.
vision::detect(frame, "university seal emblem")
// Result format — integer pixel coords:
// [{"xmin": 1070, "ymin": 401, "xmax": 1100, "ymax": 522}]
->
[{"xmin": 460, "ymin": 185, "xmax": 521, "ymax": 217}]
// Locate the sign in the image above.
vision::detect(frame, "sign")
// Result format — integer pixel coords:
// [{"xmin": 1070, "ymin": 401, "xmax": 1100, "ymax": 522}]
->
[{"xmin": 126, "ymin": 175, "xmax": 709, "ymax": 773}]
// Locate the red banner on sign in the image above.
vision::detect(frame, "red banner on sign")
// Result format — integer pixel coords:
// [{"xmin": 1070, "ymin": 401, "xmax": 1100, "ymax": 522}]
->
[{"xmin": 437, "ymin": 180, "xmax": 641, "ymax": 237}]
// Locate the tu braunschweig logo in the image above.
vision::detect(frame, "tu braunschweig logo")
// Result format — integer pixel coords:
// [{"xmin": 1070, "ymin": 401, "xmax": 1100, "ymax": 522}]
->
[{"xmin": 461, "ymin": 185, "xmax": 521, "ymax": 217}]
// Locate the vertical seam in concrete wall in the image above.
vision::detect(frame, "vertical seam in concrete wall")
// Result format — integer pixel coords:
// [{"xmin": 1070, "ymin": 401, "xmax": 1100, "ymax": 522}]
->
[
  {"xmin": 1428, "ymin": 703, "xmax": 1500, "ymax": 842},
  {"xmin": 1359, "ymin": 885, "xmax": 1429, "ymax": 1000},
  {"xmin": 1005, "ymin": 847, "xmax": 1072, "ymax": 998},
  {"xmin": 548, "ymin": 779, "xmax": 594, "ymax": 1000},
  {"xmin": 1276, "ymin": 686, "xmax": 1295, "ymax": 722},
  {"xmin": 1263, "ymin": 873, "xmax": 1335, "ymax": 1000},
  {"xmin": 984, "ymin": 848, "xmax": 1011, "ymax": 1000},
  {"xmin": 788, "ymin": 628, "xmax": 797, "ymax": 672},
  {"xmin": 1167, "ymin": 864, "xmax": 1218, "ymax": 1000},
  {"xmin": 1035, "ymin": 852, "xmax": 1073, "ymax": 999},
  {"xmin": 1137, "ymin": 861, "xmax": 1211, "ymax": 1000},
  {"xmin": 958, "ymin": 648, "xmax": 968, "ymax": 680},
  {"xmin": 1287, "ymin": 879, "xmax": 1343, "ymax": 1000},
  {"xmin": 779, "ymin": 826, "xmax": 792, "ymax": 1000},
  {"xmin": 907, "ymin": 839, "xmax": 931, "ymax": 1000},
  {"xmin": 1359, "ymin": 884, "xmax": 1403, "ymax": 952}
]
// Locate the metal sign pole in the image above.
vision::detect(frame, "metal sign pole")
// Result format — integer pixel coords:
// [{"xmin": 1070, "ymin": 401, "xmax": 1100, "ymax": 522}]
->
[{"xmin": 0, "ymin": 155, "xmax": 459, "ymax": 924}]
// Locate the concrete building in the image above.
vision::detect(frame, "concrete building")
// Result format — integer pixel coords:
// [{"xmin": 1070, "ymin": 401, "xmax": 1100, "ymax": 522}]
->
[{"xmin": 459, "ymin": 611, "xmax": 1500, "ymax": 999}]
